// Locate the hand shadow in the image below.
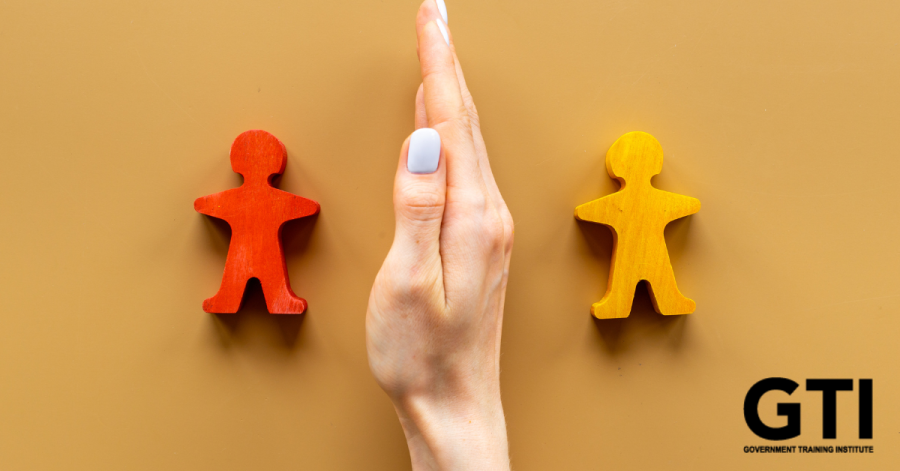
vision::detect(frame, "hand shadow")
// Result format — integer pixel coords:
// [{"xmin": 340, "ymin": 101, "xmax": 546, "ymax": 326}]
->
[{"xmin": 576, "ymin": 219, "xmax": 689, "ymax": 357}]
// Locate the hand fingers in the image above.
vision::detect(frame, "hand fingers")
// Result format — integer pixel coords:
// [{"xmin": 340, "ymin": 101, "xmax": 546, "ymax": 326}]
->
[
  {"xmin": 415, "ymin": 1, "xmax": 482, "ymax": 193},
  {"xmin": 415, "ymin": 83, "xmax": 427, "ymax": 129},
  {"xmin": 418, "ymin": 0, "xmax": 511, "ymax": 236},
  {"xmin": 437, "ymin": 6, "xmax": 515, "ymax": 297},
  {"xmin": 415, "ymin": 1, "xmax": 513, "ymax": 294},
  {"xmin": 436, "ymin": 9, "xmax": 514, "ymax": 261}
]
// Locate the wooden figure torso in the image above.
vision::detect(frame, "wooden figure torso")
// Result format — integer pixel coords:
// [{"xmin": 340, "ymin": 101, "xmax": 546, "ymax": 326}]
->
[
  {"xmin": 575, "ymin": 132, "xmax": 700, "ymax": 319},
  {"xmin": 194, "ymin": 130, "xmax": 319, "ymax": 314}
]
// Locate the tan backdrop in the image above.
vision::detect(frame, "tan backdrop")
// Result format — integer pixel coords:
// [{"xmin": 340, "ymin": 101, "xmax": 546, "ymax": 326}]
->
[{"xmin": 0, "ymin": 0, "xmax": 897, "ymax": 469}]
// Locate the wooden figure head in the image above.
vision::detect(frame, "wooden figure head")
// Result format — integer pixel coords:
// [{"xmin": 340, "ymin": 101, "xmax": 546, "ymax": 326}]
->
[
  {"xmin": 229, "ymin": 130, "xmax": 288, "ymax": 182},
  {"xmin": 605, "ymin": 131, "xmax": 664, "ymax": 185}
]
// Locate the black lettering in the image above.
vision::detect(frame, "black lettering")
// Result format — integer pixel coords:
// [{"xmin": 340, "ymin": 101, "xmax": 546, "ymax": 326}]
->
[
  {"xmin": 744, "ymin": 377, "xmax": 801, "ymax": 440},
  {"xmin": 806, "ymin": 379, "xmax": 853, "ymax": 439},
  {"xmin": 859, "ymin": 379, "xmax": 873, "ymax": 439}
]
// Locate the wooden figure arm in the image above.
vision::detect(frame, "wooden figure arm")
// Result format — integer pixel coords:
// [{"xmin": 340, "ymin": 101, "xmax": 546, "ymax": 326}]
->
[
  {"xmin": 661, "ymin": 192, "xmax": 701, "ymax": 221},
  {"xmin": 194, "ymin": 195, "xmax": 228, "ymax": 219},
  {"xmin": 574, "ymin": 196, "xmax": 616, "ymax": 225},
  {"xmin": 285, "ymin": 195, "xmax": 320, "ymax": 219}
]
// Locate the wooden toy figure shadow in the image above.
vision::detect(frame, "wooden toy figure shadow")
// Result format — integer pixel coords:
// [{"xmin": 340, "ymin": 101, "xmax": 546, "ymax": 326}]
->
[
  {"xmin": 194, "ymin": 130, "xmax": 319, "ymax": 314},
  {"xmin": 576, "ymin": 131, "xmax": 700, "ymax": 319}
]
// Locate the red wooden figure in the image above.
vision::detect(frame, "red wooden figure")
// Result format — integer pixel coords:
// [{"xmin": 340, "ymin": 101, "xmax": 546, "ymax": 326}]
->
[{"xmin": 194, "ymin": 130, "xmax": 319, "ymax": 314}]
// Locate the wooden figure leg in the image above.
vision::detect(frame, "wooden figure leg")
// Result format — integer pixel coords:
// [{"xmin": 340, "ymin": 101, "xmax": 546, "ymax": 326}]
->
[
  {"xmin": 645, "ymin": 263, "xmax": 696, "ymax": 315},
  {"xmin": 591, "ymin": 271, "xmax": 639, "ymax": 319},
  {"xmin": 260, "ymin": 276, "xmax": 308, "ymax": 314},
  {"xmin": 202, "ymin": 274, "xmax": 249, "ymax": 314}
]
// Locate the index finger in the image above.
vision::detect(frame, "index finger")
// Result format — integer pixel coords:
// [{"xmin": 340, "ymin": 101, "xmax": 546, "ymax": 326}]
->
[{"xmin": 415, "ymin": 2, "xmax": 482, "ymax": 191}]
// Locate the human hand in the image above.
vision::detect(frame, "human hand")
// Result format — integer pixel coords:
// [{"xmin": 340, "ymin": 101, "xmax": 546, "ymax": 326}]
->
[{"xmin": 365, "ymin": 1, "xmax": 514, "ymax": 469}]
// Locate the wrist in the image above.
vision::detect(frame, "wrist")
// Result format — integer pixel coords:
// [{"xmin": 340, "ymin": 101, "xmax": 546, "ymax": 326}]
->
[{"xmin": 394, "ymin": 392, "xmax": 510, "ymax": 471}]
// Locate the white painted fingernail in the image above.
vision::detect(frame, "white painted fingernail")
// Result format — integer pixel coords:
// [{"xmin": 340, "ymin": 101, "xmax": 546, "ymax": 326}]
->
[
  {"xmin": 408, "ymin": 128, "xmax": 441, "ymax": 174},
  {"xmin": 436, "ymin": 0, "xmax": 448, "ymax": 25},
  {"xmin": 435, "ymin": 19, "xmax": 450, "ymax": 46}
]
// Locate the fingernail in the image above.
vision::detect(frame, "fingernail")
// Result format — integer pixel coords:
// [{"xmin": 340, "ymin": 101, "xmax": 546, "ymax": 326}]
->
[
  {"xmin": 408, "ymin": 128, "xmax": 441, "ymax": 174},
  {"xmin": 436, "ymin": 0, "xmax": 448, "ymax": 25},
  {"xmin": 435, "ymin": 19, "xmax": 450, "ymax": 46}
]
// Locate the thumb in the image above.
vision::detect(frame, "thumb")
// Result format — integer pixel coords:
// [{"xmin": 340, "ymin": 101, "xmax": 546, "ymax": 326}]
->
[{"xmin": 392, "ymin": 128, "xmax": 446, "ymax": 255}]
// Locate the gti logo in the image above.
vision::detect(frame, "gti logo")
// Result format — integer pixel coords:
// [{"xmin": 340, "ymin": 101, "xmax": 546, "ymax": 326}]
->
[{"xmin": 744, "ymin": 378, "xmax": 873, "ymax": 441}]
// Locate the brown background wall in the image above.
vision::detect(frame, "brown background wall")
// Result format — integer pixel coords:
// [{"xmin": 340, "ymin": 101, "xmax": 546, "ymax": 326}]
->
[{"xmin": 0, "ymin": 0, "xmax": 897, "ymax": 469}]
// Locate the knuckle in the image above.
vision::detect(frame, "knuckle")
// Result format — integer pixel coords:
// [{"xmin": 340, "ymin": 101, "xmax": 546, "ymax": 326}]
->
[
  {"xmin": 461, "ymin": 96, "xmax": 481, "ymax": 128},
  {"xmin": 502, "ymin": 209, "xmax": 515, "ymax": 248},
  {"xmin": 451, "ymin": 113, "xmax": 472, "ymax": 133},
  {"xmin": 395, "ymin": 183, "xmax": 446, "ymax": 221},
  {"xmin": 467, "ymin": 109, "xmax": 481, "ymax": 130},
  {"xmin": 461, "ymin": 87, "xmax": 478, "ymax": 108},
  {"xmin": 483, "ymin": 212, "xmax": 506, "ymax": 249},
  {"xmin": 432, "ymin": 116, "xmax": 471, "ymax": 138},
  {"xmin": 396, "ymin": 182, "xmax": 444, "ymax": 207}
]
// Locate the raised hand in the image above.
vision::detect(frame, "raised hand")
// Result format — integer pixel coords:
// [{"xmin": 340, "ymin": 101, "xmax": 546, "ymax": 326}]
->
[{"xmin": 366, "ymin": 1, "xmax": 514, "ymax": 469}]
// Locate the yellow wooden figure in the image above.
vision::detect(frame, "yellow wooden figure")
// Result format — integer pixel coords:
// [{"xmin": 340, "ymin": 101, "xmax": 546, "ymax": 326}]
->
[{"xmin": 575, "ymin": 131, "xmax": 700, "ymax": 319}]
